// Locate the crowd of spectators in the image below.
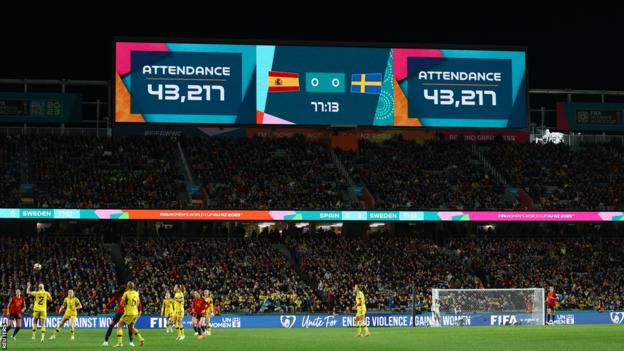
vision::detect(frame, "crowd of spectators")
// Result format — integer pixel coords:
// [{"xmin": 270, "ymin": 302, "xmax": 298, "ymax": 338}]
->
[
  {"xmin": 122, "ymin": 236, "xmax": 321, "ymax": 314},
  {"xmin": 183, "ymin": 135, "xmax": 349, "ymax": 209},
  {"xmin": 2, "ymin": 134, "xmax": 624, "ymax": 211},
  {"xmin": 337, "ymin": 138, "xmax": 505, "ymax": 209},
  {"xmin": 285, "ymin": 230, "xmax": 480, "ymax": 313},
  {"xmin": 483, "ymin": 141, "xmax": 624, "ymax": 210},
  {"xmin": 449, "ymin": 238, "xmax": 624, "ymax": 311},
  {"xmin": 2, "ymin": 134, "xmax": 624, "ymax": 316},
  {"xmin": 0, "ymin": 136, "xmax": 21, "ymax": 207},
  {"xmin": 0, "ymin": 232, "xmax": 117, "ymax": 315},
  {"xmin": 28, "ymin": 136, "xmax": 185, "ymax": 208},
  {"xmin": 291, "ymin": 232, "xmax": 624, "ymax": 313},
  {"xmin": 1, "ymin": 229, "xmax": 621, "ymax": 316}
]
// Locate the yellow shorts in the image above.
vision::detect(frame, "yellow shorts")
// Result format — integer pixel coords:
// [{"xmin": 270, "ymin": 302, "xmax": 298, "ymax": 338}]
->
[
  {"xmin": 121, "ymin": 314, "xmax": 139, "ymax": 325},
  {"xmin": 174, "ymin": 309, "xmax": 184, "ymax": 318},
  {"xmin": 164, "ymin": 311, "xmax": 173, "ymax": 319},
  {"xmin": 33, "ymin": 311, "xmax": 47, "ymax": 319},
  {"xmin": 63, "ymin": 312, "xmax": 77, "ymax": 319},
  {"xmin": 356, "ymin": 309, "xmax": 366, "ymax": 317}
]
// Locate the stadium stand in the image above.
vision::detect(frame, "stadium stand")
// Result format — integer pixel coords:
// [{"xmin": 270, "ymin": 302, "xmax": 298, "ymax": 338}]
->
[
  {"xmin": 337, "ymin": 138, "xmax": 505, "ymax": 209},
  {"xmin": 182, "ymin": 135, "xmax": 350, "ymax": 209},
  {"xmin": 449, "ymin": 238, "xmax": 624, "ymax": 311},
  {"xmin": 2, "ymin": 228, "xmax": 621, "ymax": 315},
  {"xmin": 284, "ymin": 229, "xmax": 479, "ymax": 313},
  {"xmin": 27, "ymin": 136, "xmax": 186, "ymax": 209},
  {"xmin": 2, "ymin": 134, "xmax": 623, "ymax": 211},
  {"xmin": 2, "ymin": 133, "xmax": 624, "ymax": 316},
  {"xmin": 483, "ymin": 141, "xmax": 624, "ymax": 210},
  {"xmin": 122, "ymin": 235, "xmax": 321, "ymax": 314},
  {"xmin": 0, "ymin": 135, "xmax": 21, "ymax": 208},
  {"xmin": 0, "ymin": 232, "xmax": 116, "ymax": 315}
]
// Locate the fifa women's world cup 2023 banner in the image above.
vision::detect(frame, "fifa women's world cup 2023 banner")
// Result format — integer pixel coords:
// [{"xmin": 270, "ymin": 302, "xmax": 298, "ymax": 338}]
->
[
  {"xmin": 3, "ymin": 209, "xmax": 623, "ymax": 222},
  {"xmin": 115, "ymin": 40, "xmax": 527, "ymax": 129}
]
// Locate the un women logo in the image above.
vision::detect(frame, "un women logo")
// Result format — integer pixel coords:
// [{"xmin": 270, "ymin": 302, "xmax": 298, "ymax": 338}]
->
[
  {"xmin": 280, "ymin": 315, "xmax": 297, "ymax": 328},
  {"xmin": 609, "ymin": 312, "xmax": 624, "ymax": 324}
]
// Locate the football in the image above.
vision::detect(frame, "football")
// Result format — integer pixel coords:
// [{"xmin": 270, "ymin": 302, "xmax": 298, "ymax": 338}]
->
[{"xmin": 33, "ymin": 263, "xmax": 42, "ymax": 271}]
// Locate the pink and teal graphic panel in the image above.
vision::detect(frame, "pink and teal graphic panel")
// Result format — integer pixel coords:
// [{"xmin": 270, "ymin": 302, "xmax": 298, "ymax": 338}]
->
[{"xmin": 115, "ymin": 42, "xmax": 256, "ymax": 124}]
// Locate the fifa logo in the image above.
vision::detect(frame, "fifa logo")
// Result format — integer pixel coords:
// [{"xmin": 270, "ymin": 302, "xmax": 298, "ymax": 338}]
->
[
  {"xmin": 577, "ymin": 111, "xmax": 590, "ymax": 124},
  {"xmin": 609, "ymin": 312, "xmax": 624, "ymax": 324},
  {"xmin": 280, "ymin": 315, "xmax": 297, "ymax": 328}
]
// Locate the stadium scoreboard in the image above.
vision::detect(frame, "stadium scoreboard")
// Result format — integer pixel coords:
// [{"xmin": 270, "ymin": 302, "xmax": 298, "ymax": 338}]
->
[{"xmin": 115, "ymin": 40, "xmax": 527, "ymax": 128}]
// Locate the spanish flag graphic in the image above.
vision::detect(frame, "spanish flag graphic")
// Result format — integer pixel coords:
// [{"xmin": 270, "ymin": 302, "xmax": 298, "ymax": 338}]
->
[{"xmin": 268, "ymin": 71, "xmax": 300, "ymax": 92}]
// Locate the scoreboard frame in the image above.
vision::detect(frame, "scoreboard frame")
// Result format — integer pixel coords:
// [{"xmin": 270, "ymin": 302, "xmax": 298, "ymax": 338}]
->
[{"xmin": 113, "ymin": 37, "xmax": 529, "ymax": 130}]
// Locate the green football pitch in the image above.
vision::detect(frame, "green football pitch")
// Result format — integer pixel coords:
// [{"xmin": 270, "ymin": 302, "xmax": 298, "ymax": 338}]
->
[{"xmin": 5, "ymin": 325, "xmax": 623, "ymax": 351}]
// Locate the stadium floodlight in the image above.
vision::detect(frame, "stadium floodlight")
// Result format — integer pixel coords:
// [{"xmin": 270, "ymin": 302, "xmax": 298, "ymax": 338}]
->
[
  {"xmin": 534, "ymin": 129, "xmax": 565, "ymax": 144},
  {"xmin": 431, "ymin": 288, "xmax": 545, "ymax": 327}
]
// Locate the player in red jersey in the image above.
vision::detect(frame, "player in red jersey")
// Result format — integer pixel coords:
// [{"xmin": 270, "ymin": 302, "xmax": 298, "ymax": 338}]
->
[
  {"xmin": 101, "ymin": 288, "xmax": 142, "ymax": 346},
  {"xmin": 546, "ymin": 286, "xmax": 559, "ymax": 325},
  {"xmin": 5, "ymin": 289, "xmax": 26, "ymax": 340},
  {"xmin": 102, "ymin": 289, "xmax": 124, "ymax": 346},
  {"xmin": 191, "ymin": 291, "xmax": 207, "ymax": 337}
]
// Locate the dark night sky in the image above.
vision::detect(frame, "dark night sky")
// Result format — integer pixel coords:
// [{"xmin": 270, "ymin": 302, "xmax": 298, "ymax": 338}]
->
[{"xmin": 1, "ymin": 5, "xmax": 622, "ymax": 90}]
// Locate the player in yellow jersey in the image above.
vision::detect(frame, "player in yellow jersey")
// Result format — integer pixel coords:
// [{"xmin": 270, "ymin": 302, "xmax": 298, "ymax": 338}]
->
[
  {"xmin": 173, "ymin": 284, "xmax": 186, "ymax": 341},
  {"xmin": 115, "ymin": 281, "xmax": 144, "ymax": 348},
  {"xmin": 161, "ymin": 291, "xmax": 175, "ymax": 333},
  {"xmin": 26, "ymin": 282, "xmax": 52, "ymax": 342},
  {"xmin": 172, "ymin": 285, "xmax": 186, "ymax": 340},
  {"xmin": 353, "ymin": 285, "xmax": 370, "ymax": 337},
  {"xmin": 198, "ymin": 289, "xmax": 213, "ymax": 339},
  {"xmin": 49, "ymin": 289, "xmax": 82, "ymax": 340}
]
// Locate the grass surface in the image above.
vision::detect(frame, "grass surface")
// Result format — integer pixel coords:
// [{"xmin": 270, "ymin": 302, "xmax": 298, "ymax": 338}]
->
[{"xmin": 5, "ymin": 325, "xmax": 623, "ymax": 351}]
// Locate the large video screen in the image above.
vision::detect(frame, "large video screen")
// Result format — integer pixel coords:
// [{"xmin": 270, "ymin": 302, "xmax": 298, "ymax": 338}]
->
[{"xmin": 115, "ymin": 41, "xmax": 527, "ymax": 128}]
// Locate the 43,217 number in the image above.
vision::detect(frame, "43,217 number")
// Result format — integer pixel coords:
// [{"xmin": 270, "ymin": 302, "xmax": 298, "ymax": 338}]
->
[
  {"xmin": 147, "ymin": 84, "xmax": 225, "ymax": 102},
  {"xmin": 423, "ymin": 89, "xmax": 497, "ymax": 107}
]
